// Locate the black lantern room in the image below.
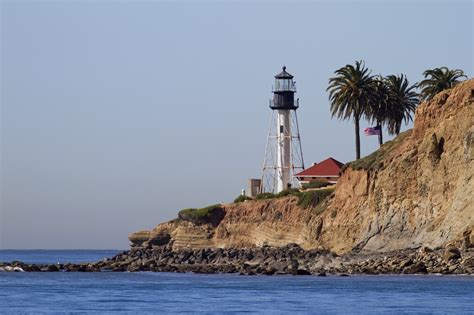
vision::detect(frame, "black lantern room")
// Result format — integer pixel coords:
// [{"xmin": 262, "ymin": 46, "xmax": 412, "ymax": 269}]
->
[{"xmin": 270, "ymin": 66, "xmax": 299, "ymax": 110}]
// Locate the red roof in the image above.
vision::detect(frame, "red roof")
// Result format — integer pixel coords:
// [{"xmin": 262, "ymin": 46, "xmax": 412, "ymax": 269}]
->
[{"xmin": 296, "ymin": 157, "xmax": 344, "ymax": 177}]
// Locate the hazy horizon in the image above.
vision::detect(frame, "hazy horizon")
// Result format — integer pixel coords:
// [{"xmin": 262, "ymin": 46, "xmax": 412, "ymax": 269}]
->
[{"xmin": 1, "ymin": 0, "xmax": 473, "ymax": 249}]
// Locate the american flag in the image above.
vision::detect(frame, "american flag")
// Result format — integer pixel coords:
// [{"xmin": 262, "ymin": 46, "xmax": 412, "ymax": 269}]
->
[{"xmin": 364, "ymin": 125, "xmax": 382, "ymax": 136}]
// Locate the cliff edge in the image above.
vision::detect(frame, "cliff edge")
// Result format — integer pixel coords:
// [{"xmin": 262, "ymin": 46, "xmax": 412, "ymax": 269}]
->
[{"xmin": 130, "ymin": 79, "xmax": 474, "ymax": 254}]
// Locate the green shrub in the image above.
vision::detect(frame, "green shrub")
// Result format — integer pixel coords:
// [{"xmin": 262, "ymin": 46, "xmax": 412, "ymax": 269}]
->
[
  {"xmin": 301, "ymin": 180, "xmax": 331, "ymax": 190},
  {"xmin": 297, "ymin": 188, "xmax": 334, "ymax": 210},
  {"xmin": 178, "ymin": 204, "xmax": 225, "ymax": 226},
  {"xmin": 275, "ymin": 188, "xmax": 301, "ymax": 198},
  {"xmin": 234, "ymin": 195, "xmax": 252, "ymax": 203},
  {"xmin": 255, "ymin": 192, "xmax": 276, "ymax": 200}
]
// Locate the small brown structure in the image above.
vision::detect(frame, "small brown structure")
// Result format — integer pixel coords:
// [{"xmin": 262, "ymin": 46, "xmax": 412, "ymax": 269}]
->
[{"xmin": 247, "ymin": 178, "xmax": 261, "ymax": 197}]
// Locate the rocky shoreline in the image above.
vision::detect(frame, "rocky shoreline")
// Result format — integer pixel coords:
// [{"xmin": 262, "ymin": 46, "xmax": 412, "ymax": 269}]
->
[{"xmin": 1, "ymin": 244, "xmax": 473, "ymax": 275}]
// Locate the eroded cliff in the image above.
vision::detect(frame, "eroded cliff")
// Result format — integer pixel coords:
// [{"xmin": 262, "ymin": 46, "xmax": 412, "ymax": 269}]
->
[{"xmin": 130, "ymin": 79, "xmax": 474, "ymax": 254}]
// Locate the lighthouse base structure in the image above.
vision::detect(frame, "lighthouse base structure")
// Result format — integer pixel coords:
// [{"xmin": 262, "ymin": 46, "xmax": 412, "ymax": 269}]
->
[{"xmin": 261, "ymin": 110, "xmax": 304, "ymax": 194}]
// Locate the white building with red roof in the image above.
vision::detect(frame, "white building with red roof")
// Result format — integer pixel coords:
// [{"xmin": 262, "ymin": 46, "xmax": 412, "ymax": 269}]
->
[{"xmin": 295, "ymin": 157, "xmax": 345, "ymax": 184}]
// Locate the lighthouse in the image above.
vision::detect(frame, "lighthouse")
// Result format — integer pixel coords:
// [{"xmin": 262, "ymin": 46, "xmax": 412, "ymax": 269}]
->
[{"xmin": 261, "ymin": 66, "xmax": 305, "ymax": 193}]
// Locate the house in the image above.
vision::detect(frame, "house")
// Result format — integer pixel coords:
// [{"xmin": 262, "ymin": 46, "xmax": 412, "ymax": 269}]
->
[{"xmin": 295, "ymin": 157, "xmax": 345, "ymax": 184}]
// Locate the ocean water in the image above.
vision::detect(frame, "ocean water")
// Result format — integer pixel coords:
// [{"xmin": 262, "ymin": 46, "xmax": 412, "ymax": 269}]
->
[
  {"xmin": 0, "ymin": 249, "xmax": 124, "ymax": 264},
  {"xmin": 1, "ymin": 251, "xmax": 473, "ymax": 314}
]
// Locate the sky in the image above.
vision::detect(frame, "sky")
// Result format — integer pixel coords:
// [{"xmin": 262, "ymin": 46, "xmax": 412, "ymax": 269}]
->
[{"xmin": 1, "ymin": 0, "xmax": 472, "ymax": 249}]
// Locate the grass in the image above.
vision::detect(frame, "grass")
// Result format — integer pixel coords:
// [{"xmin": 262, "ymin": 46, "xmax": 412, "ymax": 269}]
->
[
  {"xmin": 254, "ymin": 188, "xmax": 301, "ymax": 200},
  {"xmin": 301, "ymin": 180, "xmax": 331, "ymax": 190},
  {"xmin": 297, "ymin": 188, "xmax": 335, "ymax": 210},
  {"xmin": 346, "ymin": 129, "xmax": 412, "ymax": 171},
  {"xmin": 178, "ymin": 204, "xmax": 225, "ymax": 226},
  {"xmin": 234, "ymin": 195, "xmax": 253, "ymax": 203},
  {"xmin": 255, "ymin": 192, "xmax": 276, "ymax": 200},
  {"xmin": 275, "ymin": 188, "xmax": 301, "ymax": 198}
]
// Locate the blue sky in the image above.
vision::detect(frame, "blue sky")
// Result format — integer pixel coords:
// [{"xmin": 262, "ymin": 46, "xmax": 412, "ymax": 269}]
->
[{"xmin": 1, "ymin": 0, "xmax": 472, "ymax": 249}]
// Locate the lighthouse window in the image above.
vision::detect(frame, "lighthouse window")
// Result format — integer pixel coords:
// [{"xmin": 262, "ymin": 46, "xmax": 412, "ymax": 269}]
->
[{"xmin": 280, "ymin": 126, "xmax": 284, "ymax": 133}]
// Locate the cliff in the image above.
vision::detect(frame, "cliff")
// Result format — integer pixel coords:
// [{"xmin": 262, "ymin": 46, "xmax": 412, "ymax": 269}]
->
[{"xmin": 130, "ymin": 79, "xmax": 474, "ymax": 254}]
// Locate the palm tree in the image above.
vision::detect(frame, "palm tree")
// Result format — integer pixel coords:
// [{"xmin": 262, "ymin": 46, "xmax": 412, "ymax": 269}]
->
[
  {"xmin": 327, "ymin": 60, "xmax": 374, "ymax": 160},
  {"xmin": 366, "ymin": 76, "xmax": 395, "ymax": 146},
  {"xmin": 385, "ymin": 74, "xmax": 419, "ymax": 135},
  {"xmin": 418, "ymin": 67, "xmax": 467, "ymax": 101}
]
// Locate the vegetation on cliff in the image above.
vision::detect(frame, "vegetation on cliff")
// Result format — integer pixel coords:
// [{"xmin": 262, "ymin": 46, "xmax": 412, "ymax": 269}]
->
[
  {"xmin": 253, "ymin": 187, "xmax": 334, "ymax": 211},
  {"xmin": 254, "ymin": 188, "xmax": 301, "ymax": 200},
  {"xmin": 297, "ymin": 188, "xmax": 334, "ymax": 211},
  {"xmin": 301, "ymin": 180, "xmax": 332, "ymax": 190},
  {"xmin": 233, "ymin": 195, "xmax": 252, "ymax": 203},
  {"xmin": 255, "ymin": 192, "xmax": 277, "ymax": 200},
  {"xmin": 276, "ymin": 188, "xmax": 302, "ymax": 198},
  {"xmin": 178, "ymin": 204, "xmax": 225, "ymax": 226},
  {"xmin": 346, "ymin": 129, "xmax": 412, "ymax": 171}
]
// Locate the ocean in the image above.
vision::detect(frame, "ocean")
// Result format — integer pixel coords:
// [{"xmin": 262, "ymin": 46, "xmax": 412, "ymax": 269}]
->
[{"xmin": 1, "ymin": 250, "xmax": 473, "ymax": 314}]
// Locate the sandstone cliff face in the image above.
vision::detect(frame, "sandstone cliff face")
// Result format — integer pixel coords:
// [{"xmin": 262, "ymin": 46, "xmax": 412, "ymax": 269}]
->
[{"xmin": 131, "ymin": 80, "xmax": 474, "ymax": 254}]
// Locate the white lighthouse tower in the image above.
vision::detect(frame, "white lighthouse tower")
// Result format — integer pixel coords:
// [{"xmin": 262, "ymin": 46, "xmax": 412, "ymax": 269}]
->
[{"xmin": 261, "ymin": 66, "xmax": 305, "ymax": 193}]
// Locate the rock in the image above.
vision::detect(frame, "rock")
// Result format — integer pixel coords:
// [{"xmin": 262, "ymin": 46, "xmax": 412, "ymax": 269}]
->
[
  {"xmin": 419, "ymin": 246, "xmax": 433, "ymax": 254},
  {"xmin": 399, "ymin": 258, "xmax": 413, "ymax": 268},
  {"xmin": 43, "ymin": 264, "xmax": 60, "ymax": 272},
  {"xmin": 0, "ymin": 266, "xmax": 24, "ymax": 272},
  {"xmin": 263, "ymin": 267, "xmax": 276, "ymax": 275},
  {"xmin": 296, "ymin": 269, "xmax": 311, "ymax": 275},
  {"xmin": 24, "ymin": 264, "xmax": 41, "ymax": 272},
  {"xmin": 128, "ymin": 230, "xmax": 152, "ymax": 247},
  {"xmin": 461, "ymin": 257, "xmax": 474, "ymax": 271},
  {"xmin": 403, "ymin": 262, "xmax": 428, "ymax": 274},
  {"xmin": 448, "ymin": 264, "xmax": 458, "ymax": 273},
  {"xmin": 461, "ymin": 230, "xmax": 472, "ymax": 249},
  {"xmin": 361, "ymin": 267, "xmax": 378, "ymax": 275},
  {"xmin": 443, "ymin": 247, "xmax": 461, "ymax": 261},
  {"xmin": 149, "ymin": 233, "xmax": 171, "ymax": 246}
]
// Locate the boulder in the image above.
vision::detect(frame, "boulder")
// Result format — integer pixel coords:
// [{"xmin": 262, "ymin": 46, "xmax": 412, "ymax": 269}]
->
[
  {"xmin": 461, "ymin": 257, "xmax": 474, "ymax": 271},
  {"xmin": 296, "ymin": 269, "xmax": 311, "ymax": 275},
  {"xmin": 403, "ymin": 262, "xmax": 428, "ymax": 274},
  {"xmin": 443, "ymin": 247, "xmax": 461, "ymax": 261},
  {"xmin": 419, "ymin": 246, "xmax": 433, "ymax": 254}
]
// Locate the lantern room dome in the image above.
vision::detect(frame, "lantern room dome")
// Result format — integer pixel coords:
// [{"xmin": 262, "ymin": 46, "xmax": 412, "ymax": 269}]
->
[
  {"xmin": 270, "ymin": 66, "xmax": 298, "ymax": 110},
  {"xmin": 274, "ymin": 66, "xmax": 294, "ymax": 79}
]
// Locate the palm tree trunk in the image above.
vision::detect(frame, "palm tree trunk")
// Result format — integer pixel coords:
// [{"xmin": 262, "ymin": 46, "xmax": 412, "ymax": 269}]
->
[
  {"xmin": 377, "ymin": 120, "xmax": 383, "ymax": 147},
  {"xmin": 355, "ymin": 115, "xmax": 361, "ymax": 160}
]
